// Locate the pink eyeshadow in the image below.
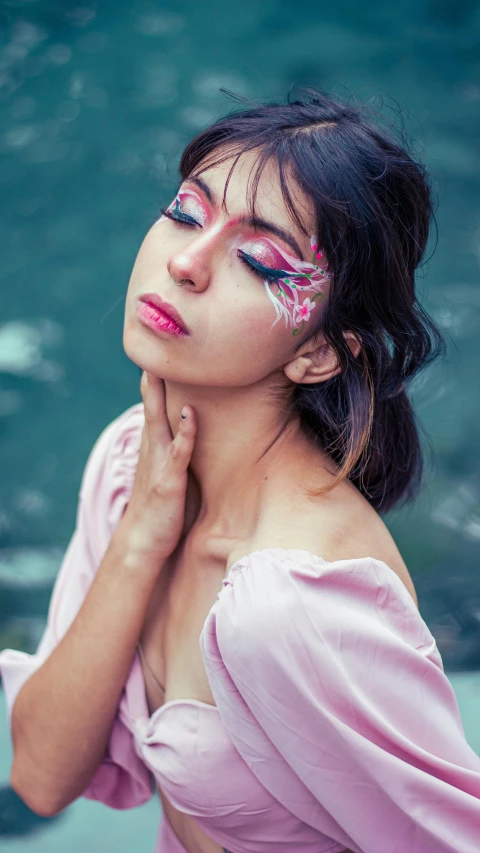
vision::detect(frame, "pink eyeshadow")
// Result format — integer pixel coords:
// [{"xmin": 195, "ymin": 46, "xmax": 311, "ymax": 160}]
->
[
  {"xmin": 170, "ymin": 189, "xmax": 209, "ymax": 226},
  {"xmin": 239, "ymin": 239, "xmax": 287, "ymax": 268}
]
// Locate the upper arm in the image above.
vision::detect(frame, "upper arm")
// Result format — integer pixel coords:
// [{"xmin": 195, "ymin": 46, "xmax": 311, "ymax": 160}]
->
[
  {"xmin": 201, "ymin": 549, "xmax": 480, "ymax": 853},
  {"xmin": 0, "ymin": 403, "xmax": 153, "ymax": 810}
]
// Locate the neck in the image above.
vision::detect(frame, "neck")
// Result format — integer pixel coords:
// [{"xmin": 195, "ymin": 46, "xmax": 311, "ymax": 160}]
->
[{"xmin": 163, "ymin": 377, "xmax": 308, "ymax": 542}]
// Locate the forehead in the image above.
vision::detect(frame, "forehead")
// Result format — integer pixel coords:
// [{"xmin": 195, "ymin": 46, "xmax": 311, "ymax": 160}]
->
[{"xmin": 187, "ymin": 147, "xmax": 314, "ymax": 240}]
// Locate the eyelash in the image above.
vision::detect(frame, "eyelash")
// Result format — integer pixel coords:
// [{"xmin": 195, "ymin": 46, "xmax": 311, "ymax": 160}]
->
[
  {"xmin": 161, "ymin": 204, "xmax": 285, "ymax": 284},
  {"xmin": 160, "ymin": 207, "xmax": 201, "ymax": 227},
  {"xmin": 237, "ymin": 250, "xmax": 284, "ymax": 284}
]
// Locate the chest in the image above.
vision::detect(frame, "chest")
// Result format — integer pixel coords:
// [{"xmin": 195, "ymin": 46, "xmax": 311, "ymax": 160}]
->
[
  {"xmin": 138, "ymin": 538, "xmax": 231, "ymax": 715},
  {"xmin": 136, "ymin": 540, "xmax": 356, "ymax": 853},
  {"xmin": 137, "ymin": 540, "xmax": 234, "ymax": 853}
]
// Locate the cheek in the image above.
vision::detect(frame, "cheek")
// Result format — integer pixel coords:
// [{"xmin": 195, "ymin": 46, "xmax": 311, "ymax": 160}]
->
[
  {"xmin": 127, "ymin": 226, "xmax": 167, "ymax": 289},
  {"xmin": 217, "ymin": 287, "xmax": 271, "ymax": 332},
  {"xmin": 210, "ymin": 292, "xmax": 288, "ymax": 362}
]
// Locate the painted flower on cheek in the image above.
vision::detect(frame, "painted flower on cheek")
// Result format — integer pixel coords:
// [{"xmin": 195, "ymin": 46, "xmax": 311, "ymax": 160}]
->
[
  {"xmin": 162, "ymin": 189, "xmax": 329, "ymax": 339},
  {"xmin": 294, "ymin": 297, "xmax": 316, "ymax": 324},
  {"xmin": 256, "ymin": 235, "xmax": 331, "ymax": 336}
]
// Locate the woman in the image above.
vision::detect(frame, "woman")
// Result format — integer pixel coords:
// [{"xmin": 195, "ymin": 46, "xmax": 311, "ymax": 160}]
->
[{"xmin": 1, "ymin": 89, "xmax": 480, "ymax": 853}]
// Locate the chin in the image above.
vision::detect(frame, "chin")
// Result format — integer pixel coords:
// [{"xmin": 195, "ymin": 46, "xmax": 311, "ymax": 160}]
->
[
  {"xmin": 123, "ymin": 323, "xmax": 160, "ymax": 371},
  {"xmin": 122, "ymin": 325, "xmax": 184, "ymax": 381}
]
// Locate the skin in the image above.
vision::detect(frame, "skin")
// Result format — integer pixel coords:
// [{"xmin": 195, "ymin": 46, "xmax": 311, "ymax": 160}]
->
[
  {"xmin": 165, "ymin": 186, "xmax": 332, "ymax": 335},
  {"xmin": 123, "ymin": 149, "xmax": 362, "ymax": 546},
  {"xmin": 9, "ymin": 151, "xmax": 410, "ymax": 853},
  {"xmin": 123, "ymin": 149, "xmax": 415, "ymax": 853}
]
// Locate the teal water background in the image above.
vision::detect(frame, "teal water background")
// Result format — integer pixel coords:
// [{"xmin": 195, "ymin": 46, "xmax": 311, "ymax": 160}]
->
[{"xmin": 1, "ymin": 0, "xmax": 479, "ymax": 848}]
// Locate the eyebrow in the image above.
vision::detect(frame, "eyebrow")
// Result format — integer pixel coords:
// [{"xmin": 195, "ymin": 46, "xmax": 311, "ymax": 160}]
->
[{"xmin": 185, "ymin": 175, "xmax": 305, "ymax": 260}]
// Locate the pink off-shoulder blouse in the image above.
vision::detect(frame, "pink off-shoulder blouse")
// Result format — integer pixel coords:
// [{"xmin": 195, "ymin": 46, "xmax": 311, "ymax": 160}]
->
[{"xmin": 1, "ymin": 403, "xmax": 480, "ymax": 853}]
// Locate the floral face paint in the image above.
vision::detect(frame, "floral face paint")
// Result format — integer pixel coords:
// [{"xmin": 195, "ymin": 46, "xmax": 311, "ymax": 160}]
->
[
  {"xmin": 237, "ymin": 236, "xmax": 330, "ymax": 336},
  {"xmin": 162, "ymin": 188, "xmax": 208, "ymax": 227},
  {"xmin": 161, "ymin": 188, "xmax": 329, "ymax": 337}
]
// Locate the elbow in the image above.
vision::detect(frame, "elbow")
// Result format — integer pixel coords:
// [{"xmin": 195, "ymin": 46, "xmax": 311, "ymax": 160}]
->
[{"xmin": 10, "ymin": 759, "xmax": 69, "ymax": 818}]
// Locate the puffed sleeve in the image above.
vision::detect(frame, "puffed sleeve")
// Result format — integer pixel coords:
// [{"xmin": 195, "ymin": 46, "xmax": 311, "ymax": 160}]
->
[
  {"xmin": 0, "ymin": 402, "xmax": 154, "ymax": 809},
  {"xmin": 200, "ymin": 548, "xmax": 480, "ymax": 853}
]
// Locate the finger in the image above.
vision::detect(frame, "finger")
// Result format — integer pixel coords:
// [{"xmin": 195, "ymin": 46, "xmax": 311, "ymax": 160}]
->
[
  {"xmin": 166, "ymin": 407, "xmax": 196, "ymax": 474},
  {"xmin": 140, "ymin": 371, "xmax": 173, "ymax": 443}
]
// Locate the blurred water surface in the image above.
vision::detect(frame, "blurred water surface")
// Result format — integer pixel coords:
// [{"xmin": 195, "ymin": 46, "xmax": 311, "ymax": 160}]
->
[{"xmin": 0, "ymin": 0, "xmax": 479, "ymax": 846}]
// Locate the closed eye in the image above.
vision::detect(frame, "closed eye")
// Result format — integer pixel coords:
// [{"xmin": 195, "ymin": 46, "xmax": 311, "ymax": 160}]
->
[
  {"xmin": 160, "ymin": 206, "xmax": 201, "ymax": 227},
  {"xmin": 237, "ymin": 250, "xmax": 287, "ymax": 283}
]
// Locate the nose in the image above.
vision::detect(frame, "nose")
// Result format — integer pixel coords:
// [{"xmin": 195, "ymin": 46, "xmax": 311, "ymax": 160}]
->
[{"xmin": 167, "ymin": 231, "xmax": 214, "ymax": 292}]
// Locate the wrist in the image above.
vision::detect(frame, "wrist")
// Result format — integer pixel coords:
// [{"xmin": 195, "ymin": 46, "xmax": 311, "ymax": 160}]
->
[{"xmin": 110, "ymin": 520, "xmax": 169, "ymax": 576}]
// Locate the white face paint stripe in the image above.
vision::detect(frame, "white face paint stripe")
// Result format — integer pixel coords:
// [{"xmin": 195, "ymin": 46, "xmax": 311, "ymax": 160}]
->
[
  {"xmin": 261, "ymin": 235, "xmax": 330, "ymax": 336},
  {"xmin": 163, "ymin": 193, "xmax": 329, "ymax": 337}
]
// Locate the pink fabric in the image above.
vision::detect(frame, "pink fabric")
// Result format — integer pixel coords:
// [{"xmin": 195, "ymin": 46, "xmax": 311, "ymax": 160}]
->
[{"xmin": 1, "ymin": 403, "xmax": 480, "ymax": 853}]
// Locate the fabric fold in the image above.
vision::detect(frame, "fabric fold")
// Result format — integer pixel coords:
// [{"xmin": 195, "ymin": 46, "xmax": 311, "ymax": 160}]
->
[{"xmin": 200, "ymin": 548, "xmax": 480, "ymax": 853}]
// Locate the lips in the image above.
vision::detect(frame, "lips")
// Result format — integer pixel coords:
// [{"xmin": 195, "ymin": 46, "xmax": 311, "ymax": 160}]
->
[{"xmin": 138, "ymin": 293, "xmax": 190, "ymax": 334}]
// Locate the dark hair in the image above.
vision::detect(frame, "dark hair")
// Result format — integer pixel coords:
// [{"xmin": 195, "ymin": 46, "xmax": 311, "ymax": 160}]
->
[{"xmin": 178, "ymin": 88, "xmax": 446, "ymax": 513}]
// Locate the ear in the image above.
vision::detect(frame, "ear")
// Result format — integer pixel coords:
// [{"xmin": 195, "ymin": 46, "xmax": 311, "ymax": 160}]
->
[{"xmin": 283, "ymin": 331, "xmax": 362, "ymax": 385}]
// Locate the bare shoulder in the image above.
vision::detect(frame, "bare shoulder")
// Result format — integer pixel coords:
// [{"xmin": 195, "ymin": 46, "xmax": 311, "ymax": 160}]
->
[{"xmin": 244, "ymin": 476, "xmax": 419, "ymax": 609}]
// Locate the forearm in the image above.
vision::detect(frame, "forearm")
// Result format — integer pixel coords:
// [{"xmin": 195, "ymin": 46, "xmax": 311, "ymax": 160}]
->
[{"xmin": 10, "ymin": 523, "xmax": 163, "ymax": 816}]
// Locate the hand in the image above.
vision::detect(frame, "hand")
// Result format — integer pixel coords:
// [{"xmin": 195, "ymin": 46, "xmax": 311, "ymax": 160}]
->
[{"xmin": 120, "ymin": 371, "xmax": 197, "ymax": 562}]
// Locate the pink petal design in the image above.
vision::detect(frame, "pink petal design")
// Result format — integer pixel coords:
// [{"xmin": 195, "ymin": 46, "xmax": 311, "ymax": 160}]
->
[
  {"xmin": 294, "ymin": 298, "xmax": 317, "ymax": 324},
  {"xmin": 262, "ymin": 236, "xmax": 330, "ymax": 332},
  {"xmin": 261, "ymin": 237, "xmax": 329, "ymax": 279}
]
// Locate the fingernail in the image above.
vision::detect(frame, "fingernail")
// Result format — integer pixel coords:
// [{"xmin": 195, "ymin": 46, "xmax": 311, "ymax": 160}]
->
[{"xmin": 181, "ymin": 407, "xmax": 187, "ymax": 419}]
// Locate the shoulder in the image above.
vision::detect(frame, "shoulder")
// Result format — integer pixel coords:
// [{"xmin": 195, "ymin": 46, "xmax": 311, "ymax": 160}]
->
[
  {"xmin": 227, "ymin": 548, "xmax": 417, "ymax": 627},
  {"xmin": 242, "ymin": 477, "xmax": 418, "ymax": 607},
  {"xmin": 210, "ymin": 547, "xmax": 440, "ymax": 684}
]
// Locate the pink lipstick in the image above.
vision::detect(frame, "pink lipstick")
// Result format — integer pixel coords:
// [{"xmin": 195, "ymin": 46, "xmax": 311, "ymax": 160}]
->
[{"xmin": 137, "ymin": 295, "xmax": 190, "ymax": 337}]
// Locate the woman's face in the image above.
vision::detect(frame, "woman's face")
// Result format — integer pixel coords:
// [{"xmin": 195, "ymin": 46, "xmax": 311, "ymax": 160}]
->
[{"xmin": 123, "ymin": 149, "xmax": 331, "ymax": 387}]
